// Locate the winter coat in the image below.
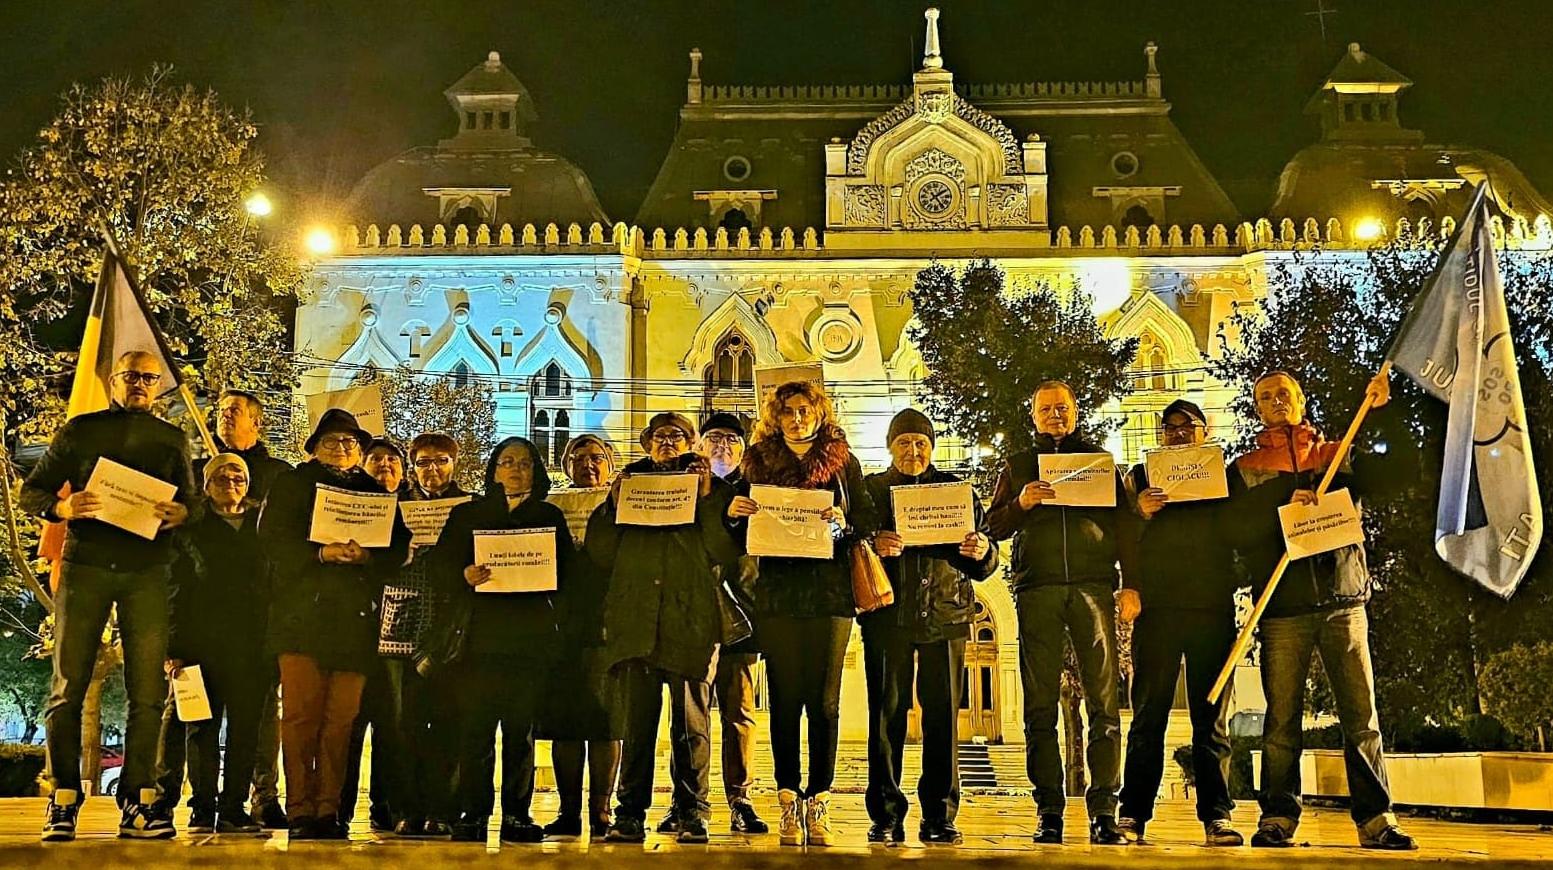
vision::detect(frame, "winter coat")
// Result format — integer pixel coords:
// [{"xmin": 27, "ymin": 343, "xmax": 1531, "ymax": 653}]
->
[
  {"xmin": 587, "ymin": 455, "xmax": 741, "ymax": 680},
  {"xmin": 1123, "ymin": 464, "xmax": 1242, "ymax": 613},
  {"xmin": 379, "ymin": 483, "xmax": 471, "ymax": 659},
  {"xmin": 860, "ymin": 465, "xmax": 999, "ymax": 642},
  {"xmin": 21, "ymin": 405, "xmax": 200, "ymax": 571},
  {"xmin": 259, "ymin": 459, "xmax": 411, "ymax": 673},
  {"xmin": 715, "ymin": 469, "xmax": 761, "ymax": 655},
  {"xmin": 1224, "ymin": 422, "xmax": 1373, "ymax": 618},
  {"xmin": 168, "ymin": 500, "xmax": 270, "ymax": 664},
  {"xmin": 986, "ymin": 433, "xmax": 1136, "ymax": 592},
  {"xmin": 735, "ymin": 424, "xmax": 879, "ymax": 619}
]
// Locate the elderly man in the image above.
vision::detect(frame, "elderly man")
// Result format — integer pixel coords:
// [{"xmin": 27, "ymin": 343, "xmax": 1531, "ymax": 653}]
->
[
  {"xmin": 1227, "ymin": 371, "xmax": 1415, "ymax": 851},
  {"xmin": 1117, "ymin": 399, "xmax": 1241, "ymax": 846},
  {"xmin": 589, "ymin": 412, "xmax": 738, "ymax": 844},
  {"xmin": 986, "ymin": 380, "xmax": 1132, "ymax": 846},
  {"xmin": 204, "ymin": 389, "xmax": 291, "ymax": 502},
  {"xmin": 24, "ymin": 350, "xmax": 198, "ymax": 842},
  {"xmin": 863, "ymin": 409, "xmax": 997, "ymax": 846}
]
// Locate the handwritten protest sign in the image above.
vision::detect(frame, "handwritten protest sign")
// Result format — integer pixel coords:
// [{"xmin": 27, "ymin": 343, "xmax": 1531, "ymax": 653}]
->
[
  {"xmin": 754, "ymin": 362, "xmax": 824, "ymax": 405},
  {"xmin": 399, "ymin": 496, "xmax": 470, "ymax": 548},
  {"xmin": 892, "ymin": 481, "xmax": 974, "ymax": 546},
  {"xmin": 547, "ymin": 487, "xmax": 610, "ymax": 544},
  {"xmin": 617, "ymin": 474, "xmax": 699, "ymax": 526},
  {"xmin": 84, "ymin": 457, "xmax": 177, "ymax": 540},
  {"xmin": 473, "ymin": 528, "xmax": 558, "ymax": 592},
  {"xmin": 1037, "ymin": 453, "xmax": 1117, "ymax": 507},
  {"xmin": 747, "ymin": 484, "xmax": 833, "ymax": 559},
  {"xmin": 308, "ymin": 485, "xmax": 398, "ymax": 547},
  {"xmin": 172, "ymin": 665, "xmax": 213, "ymax": 723},
  {"xmin": 305, "ymin": 383, "xmax": 385, "ymax": 436},
  {"xmin": 1279, "ymin": 488, "xmax": 1366, "ymax": 560},
  {"xmin": 1143, "ymin": 443, "xmax": 1229, "ymax": 502}
]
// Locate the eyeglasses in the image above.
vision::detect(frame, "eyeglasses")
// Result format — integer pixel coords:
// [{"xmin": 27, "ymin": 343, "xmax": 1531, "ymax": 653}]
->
[
  {"xmin": 495, "ymin": 457, "xmax": 533, "ymax": 470},
  {"xmin": 210, "ymin": 474, "xmax": 248, "ymax": 487},
  {"xmin": 703, "ymin": 433, "xmax": 742, "ymax": 445},
  {"xmin": 650, "ymin": 431, "xmax": 688, "ymax": 446},
  {"xmin": 1161, "ymin": 422, "xmax": 1204, "ymax": 436},
  {"xmin": 413, "ymin": 456, "xmax": 453, "ymax": 469},
  {"xmin": 115, "ymin": 371, "xmax": 162, "ymax": 387},
  {"xmin": 317, "ymin": 435, "xmax": 361, "ymax": 451}
]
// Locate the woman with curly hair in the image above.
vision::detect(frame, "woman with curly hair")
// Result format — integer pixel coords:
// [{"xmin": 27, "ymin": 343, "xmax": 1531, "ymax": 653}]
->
[{"xmin": 725, "ymin": 380, "xmax": 878, "ymax": 846}]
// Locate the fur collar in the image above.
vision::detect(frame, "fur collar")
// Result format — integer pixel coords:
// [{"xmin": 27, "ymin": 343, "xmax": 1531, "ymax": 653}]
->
[{"xmin": 743, "ymin": 424, "xmax": 853, "ymax": 488}]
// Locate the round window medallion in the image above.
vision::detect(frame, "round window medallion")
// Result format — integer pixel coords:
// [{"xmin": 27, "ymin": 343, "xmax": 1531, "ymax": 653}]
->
[
  {"xmin": 1111, "ymin": 151, "xmax": 1140, "ymax": 179},
  {"xmin": 916, "ymin": 179, "xmax": 955, "ymax": 217},
  {"xmin": 722, "ymin": 155, "xmax": 752, "ymax": 183},
  {"xmin": 809, "ymin": 311, "xmax": 864, "ymax": 363}
]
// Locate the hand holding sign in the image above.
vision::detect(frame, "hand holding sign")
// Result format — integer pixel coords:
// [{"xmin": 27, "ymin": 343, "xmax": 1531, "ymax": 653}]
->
[
  {"xmin": 309, "ymin": 485, "xmax": 398, "ymax": 548},
  {"xmin": 1279, "ymin": 488, "xmax": 1366, "ymax": 560},
  {"xmin": 617, "ymin": 474, "xmax": 700, "ymax": 526},
  {"xmin": 891, "ymin": 481, "xmax": 974, "ymax": 546},
  {"xmin": 84, "ymin": 458, "xmax": 179, "ymax": 540},
  {"xmin": 1143, "ymin": 443, "xmax": 1228, "ymax": 503},
  {"xmin": 747, "ymin": 485, "xmax": 833, "ymax": 559},
  {"xmin": 473, "ymin": 528, "xmax": 558, "ymax": 592},
  {"xmin": 1036, "ymin": 453, "xmax": 1117, "ymax": 507}
]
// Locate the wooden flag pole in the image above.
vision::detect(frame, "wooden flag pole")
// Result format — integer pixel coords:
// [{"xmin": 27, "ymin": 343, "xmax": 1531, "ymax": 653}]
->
[
  {"xmin": 180, "ymin": 382, "xmax": 219, "ymax": 458},
  {"xmin": 1207, "ymin": 360, "xmax": 1392, "ymax": 704}
]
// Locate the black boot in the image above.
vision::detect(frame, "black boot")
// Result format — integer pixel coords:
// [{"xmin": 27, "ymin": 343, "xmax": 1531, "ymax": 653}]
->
[
  {"xmin": 1090, "ymin": 815, "xmax": 1126, "ymax": 845},
  {"xmin": 1033, "ymin": 813, "xmax": 1063, "ymax": 844}
]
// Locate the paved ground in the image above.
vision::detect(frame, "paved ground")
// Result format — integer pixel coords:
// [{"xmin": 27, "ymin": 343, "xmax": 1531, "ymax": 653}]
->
[{"xmin": 3, "ymin": 792, "xmax": 1551, "ymax": 868}]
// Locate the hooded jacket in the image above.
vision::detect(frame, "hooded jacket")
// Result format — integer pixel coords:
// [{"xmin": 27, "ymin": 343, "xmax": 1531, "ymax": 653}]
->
[
  {"xmin": 736, "ymin": 423, "xmax": 880, "ymax": 618},
  {"xmin": 861, "ymin": 464, "xmax": 999, "ymax": 641},
  {"xmin": 986, "ymin": 432, "xmax": 1136, "ymax": 592},
  {"xmin": 1225, "ymin": 422, "xmax": 1373, "ymax": 617},
  {"xmin": 431, "ymin": 437, "xmax": 572, "ymax": 660}
]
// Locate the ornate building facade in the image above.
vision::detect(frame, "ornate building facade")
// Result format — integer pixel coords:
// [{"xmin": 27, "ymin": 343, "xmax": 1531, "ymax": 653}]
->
[{"xmin": 297, "ymin": 11, "xmax": 1550, "ymax": 744}]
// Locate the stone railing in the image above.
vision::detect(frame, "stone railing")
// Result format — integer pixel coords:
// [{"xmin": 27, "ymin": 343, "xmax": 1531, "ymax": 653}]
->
[
  {"xmin": 961, "ymin": 80, "xmax": 1152, "ymax": 100},
  {"xmin": 695, "ymin": 80, "xmax": 1154, "ymax": 105},
  {"xmin": 334, "ymin": 214, "xmax": 1553, "ymax": 259}
]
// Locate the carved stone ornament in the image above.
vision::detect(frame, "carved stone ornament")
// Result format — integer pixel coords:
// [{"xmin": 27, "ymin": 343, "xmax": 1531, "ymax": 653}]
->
[
  {"xmin": 986, "ymin": 183, "xmax": 1029, "ymax": 227},
  {"xmin": 843, "ymin": 185, "xmax": 887, "ymax": 226},
  {"xmin": 809, "ymin": 309, "xmax": 864, "ymax": 363},
  {"xmin": 905, "ymin": 148, "xmax": 966, "ymax": 183},
  {"xmin": 916, "ymin": 92, "xmax": 953, "ymax": 124},
  {"xmin": 405, "ymin": 277, "xmax": 430, "ymax": 307}
]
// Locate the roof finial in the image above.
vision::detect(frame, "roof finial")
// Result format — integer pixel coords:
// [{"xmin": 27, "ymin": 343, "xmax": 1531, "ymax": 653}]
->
[
  {"xmin": 687, "ymin": 47, "xmax": 704, "ymax": 105},
  {"xmin": 922, "ymin": 8, "xmax": 943, "ymax": 70},
  {"xmin": 485, "ymin": 50, "xmax": 502, "ymax": 69},
  {"xmin": 1144, "ymin": 41, "xmax": 1161, "ymax": 98},
  {"xmin": 1349, "ymin": 42, "xmax": 1365, "ymax": 60}
]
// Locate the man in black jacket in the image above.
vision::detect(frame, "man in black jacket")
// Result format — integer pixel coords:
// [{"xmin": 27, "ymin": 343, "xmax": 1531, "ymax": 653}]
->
[
  {"xmin": 862, "ymin": 409, "xmax": 997, "ymax": 846},
  {"xmin": 1116, "ymin": 399, "xmax": 1241, "ymax": 846},
  {"xmin": 986, "ymin": 380, "xmax": 1131, "ymax": 846},
  {"xmin": 201, "ymin": 390, "xmax": 291, "ymax": 502},
  {"xmin": 25, "ymin": 350, "xmax": 198, "ymax": 842}
]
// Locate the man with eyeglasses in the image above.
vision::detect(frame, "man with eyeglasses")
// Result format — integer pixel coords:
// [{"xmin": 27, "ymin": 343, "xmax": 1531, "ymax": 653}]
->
[
  {"xmin": 1116, "ymin": 399, "xmax": 1242, "ymax": 847},
  {"xmin": 25, "ymin": 351, "xmax": 199, "ymax": 841}
]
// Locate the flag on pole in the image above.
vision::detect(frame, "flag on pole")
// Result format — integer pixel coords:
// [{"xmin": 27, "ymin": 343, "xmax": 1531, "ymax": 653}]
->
[{"xmin": 1387, "ymin": 184, "xmax": 1544, "ymax": 597}]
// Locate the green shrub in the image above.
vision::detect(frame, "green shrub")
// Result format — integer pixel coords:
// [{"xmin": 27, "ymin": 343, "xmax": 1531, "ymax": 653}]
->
[
  {"xmin": 0, "ymin": 743, "xmax": 46, "ymax": 797},
  {"xmin": 1480, "ymin": 641, "xmax": 1553, "ymax": 746}
]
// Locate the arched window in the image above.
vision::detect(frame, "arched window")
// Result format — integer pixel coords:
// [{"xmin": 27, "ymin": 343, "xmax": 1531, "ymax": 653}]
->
[
  {"xmin": 1122, "ymin": 203, "xmax": 1156, "ymax": 229},
  {"xmin": 1148, "ymin": 346, "xmax": 1169, "ymax": 391},
  {"xmin": 552, "ymin": 410, "xmax": 570, "ymax": 467},
  {"xmin": 451, "ymin": 204, "xmax": 483, "ymax": 231},
  {"xmin": 718, "ymin": 208, "xmax": 752, "ymax": 234},
  {"xmin": 704, "ymin": 330, "xmax": 755, "ymax": 391},
  {"xmin": 451, "ymin": 361, "xmax": 473, "ymax": 389},
  {"xmin": 533, "ymin": 409, "xmax": 551, "ymax": 463},
  {"xmin": 532, "ymin": 361, "xmax": 573, "ymax": 398}
]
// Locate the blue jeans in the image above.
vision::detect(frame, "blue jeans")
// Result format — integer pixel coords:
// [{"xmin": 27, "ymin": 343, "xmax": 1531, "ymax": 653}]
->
[
  {"xmin": 46, "ymin": 560, "xmax": 171, "ymax": 805},
  {"xmin": 1258, "ymin": 605, "xmax": 1396, "ymax": 837}
]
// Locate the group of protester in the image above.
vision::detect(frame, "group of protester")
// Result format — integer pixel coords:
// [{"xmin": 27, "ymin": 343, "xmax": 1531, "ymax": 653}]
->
[{"xmin": 24, "ymin": 349, "xmax": 1416, "ymax": 851}]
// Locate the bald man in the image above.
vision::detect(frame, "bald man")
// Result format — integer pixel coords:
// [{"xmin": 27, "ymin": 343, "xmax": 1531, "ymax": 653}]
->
[{"xmin": 23, "ymin": 351, "xmax": 199, "ymax": 842}]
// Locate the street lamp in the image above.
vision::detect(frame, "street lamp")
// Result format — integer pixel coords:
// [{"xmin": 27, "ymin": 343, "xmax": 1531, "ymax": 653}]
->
[
  {"xmin": 305, "ymin": 226, "xmax": 337, "ymax": 256},
  {"xmin": 245, "ymin": 193, "xmax": 273, "ymax": 218},
  {"xmin": 1354, "ymin": 216, "xmax": 1386, "ymax": 243}
]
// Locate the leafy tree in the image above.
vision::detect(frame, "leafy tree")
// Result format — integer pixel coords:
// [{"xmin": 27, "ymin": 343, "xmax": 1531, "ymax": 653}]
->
[
  {"xmin": 1479, "ymin": 641, "xmax": 1553, "ymax": 750},
  {"xmin": 909, "ymin": 258, "xmax": 1138, "ymax": 795},
  {"xmin": 0, "ymin": 597, "xmax": 49, "ymax": 743},
  {"xmin": 1209, "ymin": 238, "xmax": 1553, "ymax": 738},
  {"xmin": 355, "ymin": 365, "xmax": 499, "ymax": 491}
]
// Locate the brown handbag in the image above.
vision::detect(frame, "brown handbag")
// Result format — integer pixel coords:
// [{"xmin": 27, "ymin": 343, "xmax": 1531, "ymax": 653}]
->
[{"xmin": 837, "ymin": 471, "xmax": 894, "ymax": 614}]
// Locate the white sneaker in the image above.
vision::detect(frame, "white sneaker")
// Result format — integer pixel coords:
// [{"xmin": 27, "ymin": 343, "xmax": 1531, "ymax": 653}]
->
[
  {"xmin": 777, "ymin": 789, "xmax": 805, "ymax": 846},
  {"xmin": 805, "ymin": 792, "xmax": 833, "ymax": 847}
]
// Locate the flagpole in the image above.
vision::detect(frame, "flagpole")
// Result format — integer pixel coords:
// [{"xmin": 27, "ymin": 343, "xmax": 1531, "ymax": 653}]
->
[{"xmin": 1208, "ymin": 360, "xmax": 1392, "ymax": 704}]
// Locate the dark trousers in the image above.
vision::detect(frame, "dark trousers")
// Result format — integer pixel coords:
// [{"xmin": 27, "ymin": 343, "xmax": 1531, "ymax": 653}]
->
[
  {"xmin": 340, "ymin": 660, "xmax": 402, "ymax": 824},
  {"xmin": 154, "ymin": 657, "xmax": 267, "ymax": 814},
  {"xmin": 451, "ymin": 655, "xmax": 540, "ymax": 821},
  {"xmin": 551, "ymin": 740, "xmax": 620, "ymax": 818},
  {"xmin": 862, "ymin": 620, "xmax": 963, "ymax": 825},
  {"xmin": 387, "ymin": 659, "xmax": 459, "ymax": 822},
  {"xmin": 278, "ymin": 653, "xmax": 366, "ymax": 820},
  {"xmin": 250, "ymin": 678, "xmax": 282, "ymax": 809},
  {"xmin": 1120, "ymin": 608, "xmax": 1236, "ymax": 824},
  {"xmin": 1259, "ymin": 606, "xmax": 1397, "ymax": 838},
  {"xmin": 714, "ymin": 651, "xmax": 760, "ymax": 806},
  {"xmin": 614, "ymin": 662, "xmax": 711, "ymax": 822},
  {"xmin": 157, "ymin": 659, "xmax": 276, "ymax": 811},
  {"xmin": 1015, "ymin": 582, "xmax": 1122, "ymax": 817},
  {"xmin": 45, "ymin": 561, "xmax": 169, "ymax": 805},
  {"xmin": 761, "ymin": 615, "xmax": 851, "ymax": 796}
]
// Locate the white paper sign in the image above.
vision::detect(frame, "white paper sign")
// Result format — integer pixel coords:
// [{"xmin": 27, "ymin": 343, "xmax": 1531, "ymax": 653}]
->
[
  {"xmin": 747, "ymin": 484, "xmax": 834, "ymax": 559},
  {"xmin": 308, "ymin": 485, "xmax": 398, "ymax": 547},
  {"xmin": 172, "ymin": 665, "xmax": 213, "ymax": 723},
  {"xmin": 547, "ymin": 487, "xmax": 610, "ymax": 544},
  {"xmin": 84, "ymin": 457, "xmax": 178, "ymax": 541},
  {"xmin": 892, "ymin": 481, "xmax": 975, "ymax": 547},
  {"xmin": 754, "ymin": 362, "xmax": 824, "ymax": 405},
  {"xmin": 1143, "ymin": 443, "xmax": 1229, "ymax": 502},
  {"xmin": 1037, "ymin": 453, "xmax": 1118, "ymax": 507},
  {"xmin": 1279, "ymin": 488, "xmax": 1366, "ymax": 560},
  {"xmin": 399, "ymin": 496, "xmax": 470, "ymax": 548},
  {"xmin": 617, "ymin": 474, "xmax": 699, "ymax": 526},
  {"xmin": 474, "ymin": 528, "xmax": 558, "ymax": 592},
  {"xmin": 305, "ymin": 383, "xmax": 385, "ymax": 436}
]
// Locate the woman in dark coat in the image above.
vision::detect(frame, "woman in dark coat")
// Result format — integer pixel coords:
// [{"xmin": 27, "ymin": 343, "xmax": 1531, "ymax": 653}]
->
[
  {"xmin": 432, "ymin": 437, "xmax": 575, "ymax": 846},
  {"xmin": 258, "ymin": 409, "xmax": 411, "ymax": 841},
  {"xmin": 727, "ymin": 380, "xmax": 878, "ymax": 847}
]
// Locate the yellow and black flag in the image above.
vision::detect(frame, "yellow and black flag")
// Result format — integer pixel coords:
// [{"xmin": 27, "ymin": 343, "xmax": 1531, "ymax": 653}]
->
[{"xmin": 64, "ymin": 237, "xmax": 184, "ymax": 418}]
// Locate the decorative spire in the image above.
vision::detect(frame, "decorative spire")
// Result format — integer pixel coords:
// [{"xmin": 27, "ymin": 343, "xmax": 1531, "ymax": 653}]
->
[
  {"xmin": 687, "ymin": 47, "xmax": 703, "ymax": 104},
  {"xmin": 1145, "ymin": 42, "xmax": 1161, "ymax": 98},
  {"xmin": 922, "ymin": 8, "xmax": 943, "ymax": 70},
  {"xmin": 485, "ymin": 50, "xmax": 502, "ymax": 70}
]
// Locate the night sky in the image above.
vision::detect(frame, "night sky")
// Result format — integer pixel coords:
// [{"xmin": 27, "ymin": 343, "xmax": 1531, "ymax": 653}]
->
[{"xmin": 5, "ymin": 0, "xmax": 1551, "ymax": 226}]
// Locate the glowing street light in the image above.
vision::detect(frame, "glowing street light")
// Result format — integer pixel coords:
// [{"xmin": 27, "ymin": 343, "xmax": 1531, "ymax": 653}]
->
[
  {"xmin": 245, "ymin": 192, "xmax": 273, "ymax": 218},
  {"xmin": 304, "ymin": 226, "xmax": 337, "ymax": 256},
  {"xmin": 1353, "ymin": 216, "xmax": 1386, "ymax": 243}
]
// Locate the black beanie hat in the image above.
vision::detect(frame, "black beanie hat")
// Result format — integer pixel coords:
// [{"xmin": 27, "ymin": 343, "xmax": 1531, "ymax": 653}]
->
[
  {"xmin": 1161, "ymin": 398, "xmax": 1207, "ymax": 426},
  {"xmin": 886, "ymin": 408, "xmax": 936, "ymax": 448},
  {"xmin": 700, "ymin": 412, "xmax": 746, "ymax": 440}
]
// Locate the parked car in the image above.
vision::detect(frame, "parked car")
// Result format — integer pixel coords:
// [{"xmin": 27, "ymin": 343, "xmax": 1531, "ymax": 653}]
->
[{"xmin": 97, "ymin": 745, "xmax": 124, "ymax": 796}]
